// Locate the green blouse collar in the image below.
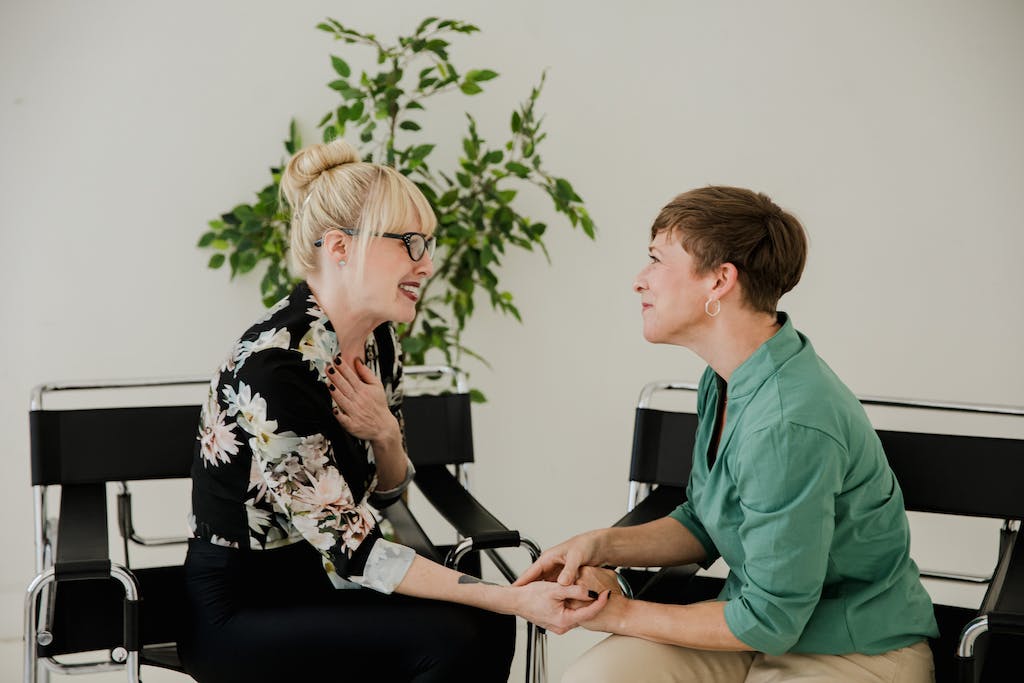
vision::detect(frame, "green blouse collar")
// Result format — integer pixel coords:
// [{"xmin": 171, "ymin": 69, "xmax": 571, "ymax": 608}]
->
[{"xmin": 722, "ymin": 312, "xmax": 807, "ymax": 400}]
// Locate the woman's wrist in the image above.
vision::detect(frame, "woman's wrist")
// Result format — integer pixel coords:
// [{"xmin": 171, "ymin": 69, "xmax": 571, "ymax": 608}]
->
[{"xmin": 369, "ymin": 417, "xmax": 403, "ymax": 451}]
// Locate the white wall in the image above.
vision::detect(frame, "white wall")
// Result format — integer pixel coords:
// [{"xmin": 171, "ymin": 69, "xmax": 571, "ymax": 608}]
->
[{"xmin": 2, "ymin": 0, "xmax": 1022, "ymax": 678}]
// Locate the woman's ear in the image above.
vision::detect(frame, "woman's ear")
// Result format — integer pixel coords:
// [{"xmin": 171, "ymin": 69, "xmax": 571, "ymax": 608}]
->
[
  {"xmin": 710, "ymin": 262, "xmax": 740, "ymax": 300},
  {"xmin": 320, "ymin": 229, "xmax": 351, "ymax": 265}
]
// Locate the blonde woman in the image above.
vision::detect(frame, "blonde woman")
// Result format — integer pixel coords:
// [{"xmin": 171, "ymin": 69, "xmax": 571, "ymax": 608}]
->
[{"xmin": 181, "ymin": 139, "xmax": 600, "ymax": 682}]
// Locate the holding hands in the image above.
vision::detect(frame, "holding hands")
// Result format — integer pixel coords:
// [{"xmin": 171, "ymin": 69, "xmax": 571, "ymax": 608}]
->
[{"xmin": 514, "ymin": 531, "xmax": 628, "ymax": 634}]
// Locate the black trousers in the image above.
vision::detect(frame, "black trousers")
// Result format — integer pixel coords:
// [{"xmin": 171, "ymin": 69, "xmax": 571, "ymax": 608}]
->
[{"xmin": 179, "ymin": 539, "xmax": 515, "ymax": 682}]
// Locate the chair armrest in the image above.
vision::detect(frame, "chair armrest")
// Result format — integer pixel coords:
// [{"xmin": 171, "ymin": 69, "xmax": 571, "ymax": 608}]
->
[
  {"xmin": 116, "ymin": 485, "xmax": 189, "ymax": 547},
  {"xmin": 380, "ymin": 499, "xmax": 444, "ymax": 563},
  {"xmin": 412, "ymin": 465, "xmax": 528, "ymax": 582},
  {"xmin": 55, "ymin": 483, "xmax": 111, "ymax": 580},
  {"xmin": 612, "ymin": 485, "xmax": 684, "ymax": 528},
  {"xmin": 412, "ymin": 465, "xmax": 510, "ymax": 537},
  {"xmin": 982, "ymin": 527, "xmax": 1024, "ymax": 634}
]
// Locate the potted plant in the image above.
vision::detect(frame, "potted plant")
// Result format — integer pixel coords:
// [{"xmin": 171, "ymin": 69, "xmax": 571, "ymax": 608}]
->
[{"xmin": 198, "ymin": 16, "xmax": 595, "ymax": 393}]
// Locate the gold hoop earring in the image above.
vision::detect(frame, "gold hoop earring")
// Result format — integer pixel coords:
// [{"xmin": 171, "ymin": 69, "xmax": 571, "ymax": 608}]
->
[{"xmin": 705, "ymin": 298, "xmax": 721, "ymax": 317}]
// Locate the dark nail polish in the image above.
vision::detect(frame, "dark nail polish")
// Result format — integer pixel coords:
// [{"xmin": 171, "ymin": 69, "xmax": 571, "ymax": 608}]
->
[
  {"xmin": 328, "ymin": 385, "xmax": 335, "ymax": 391},
  {"xmin": 327, "ymin": 367, "xmax": 335, "ymax": 374},
  {"xmin": 333, "ymin": 354, "xmax": 341, "ymax": 364},
  {"xmin": 588, "ymin": 590, "xmax": 599, "ymax": 599}
]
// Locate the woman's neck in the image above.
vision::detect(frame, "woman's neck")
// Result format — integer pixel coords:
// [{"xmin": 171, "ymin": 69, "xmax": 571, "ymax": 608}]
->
[
  {"xmin": 688, "ymin": 311, "xmax": 780, "ymax": 382},
  {"xmin": 306, "ymin": 276, "xmax": 379, "ymax": 364}
]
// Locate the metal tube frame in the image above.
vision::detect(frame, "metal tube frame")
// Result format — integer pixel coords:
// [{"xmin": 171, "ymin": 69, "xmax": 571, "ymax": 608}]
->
[
  {"xmin": 446, "ymin": 535, "xmax": 546, "ymax": 683},
  {"xmin": 25, "ymin": 565, "xmax": 141, "ymax": 683}
]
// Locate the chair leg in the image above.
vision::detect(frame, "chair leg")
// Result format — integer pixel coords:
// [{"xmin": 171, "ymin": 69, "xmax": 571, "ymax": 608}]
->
[{"xmin": 25, "ymin": 568, "xmax": 55, "ymax": 683}]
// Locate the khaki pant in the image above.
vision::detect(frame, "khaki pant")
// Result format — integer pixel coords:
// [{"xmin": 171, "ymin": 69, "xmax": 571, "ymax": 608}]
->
[{"xmin": 562, "ymin": 635, "xmax": 935, "ymax": 683}]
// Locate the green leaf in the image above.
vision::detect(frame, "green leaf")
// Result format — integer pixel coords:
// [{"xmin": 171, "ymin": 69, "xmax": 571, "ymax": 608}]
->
[
  {"xmin": 399, "ymin": 120, "xmax": 421, "ymax": 131},
  {"xmin": 330, "ymin": 55, "xmax": 351, "ymax": 77},
  {"xmin": 555, "ymin": 177, "xmax": 580, "ymax": 201},
  {"xmin": 415, "ymin": 17, "xmax": 439, "ymax": 34},
  {"xmin": 208, "ymin": 253, "xmax": 225, "ymax": 269},
  {"xmin": 484, "ymin": 150, "xmax": 503, "ymax": 164},
  {"xmin": 409, "ymin": 144, "xmax": 435, "ymax": 160},
  {"xmin": 466, "ymin": 69, "xmax": 498, "ymax": 82},
  {"xmin": 317, "ymin": 111, "xmax": 333, "ymax": 127},
  {"xmin": 511, "ymin": 111, "xmax": 522, "ymax": 133},
  {"xmin": 505, "ymin": 161, "xmax": 530, "ymax": 177},
  {"xmin": 459, "ymin": 80, "xmax": 483, "ymax": 95},
  {"xmin": 469, "ymin": 388, "xmax": 487, "ymax": 403},
  {"xmin": 197, "ymin": 231, "xmax": 216, "ymax": 247}
]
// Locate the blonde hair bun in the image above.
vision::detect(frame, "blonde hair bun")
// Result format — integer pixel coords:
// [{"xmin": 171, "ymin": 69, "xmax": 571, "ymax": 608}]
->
[{"xmin": 280, "ymin": 139, "xmax": 361, "ymax": 211}]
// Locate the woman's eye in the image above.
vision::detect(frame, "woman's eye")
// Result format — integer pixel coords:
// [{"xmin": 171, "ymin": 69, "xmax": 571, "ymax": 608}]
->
[{"xmin": 648, "ymin": 255, "xmax": 659, "ymax": 264}]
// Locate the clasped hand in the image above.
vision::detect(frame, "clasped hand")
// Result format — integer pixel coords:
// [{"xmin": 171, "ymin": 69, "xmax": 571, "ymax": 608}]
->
[{"xmin": 513, "ymin": 534, "xmax": 625, "ymax": 633}]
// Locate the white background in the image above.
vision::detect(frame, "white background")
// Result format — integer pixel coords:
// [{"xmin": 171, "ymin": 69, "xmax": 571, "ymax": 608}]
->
[{"xmin": 2, "ymin": 1, "xmax": 1022, "ymax": 679}]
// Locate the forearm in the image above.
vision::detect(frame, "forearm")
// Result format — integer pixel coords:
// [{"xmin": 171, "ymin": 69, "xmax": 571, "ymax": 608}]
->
[
  {"xmin": 595, "ymin": 517, "xmax": 708, "ymax": 568},
  {"xmin": 601, "ymin": 597, "xmax": 750, "ymax": 652},
  {"xmin": 370, "ymin": 424, "xmax": 409, "ymax": 491},
  {"xmin": 395, "ymin": 555, "xmax": 517, "ymax": 615}
]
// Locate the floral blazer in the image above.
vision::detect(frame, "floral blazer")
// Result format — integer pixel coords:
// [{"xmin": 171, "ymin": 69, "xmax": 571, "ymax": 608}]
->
[{"xmin": 190, "ymin": 281, "xmax": 416, "ymax": 593}]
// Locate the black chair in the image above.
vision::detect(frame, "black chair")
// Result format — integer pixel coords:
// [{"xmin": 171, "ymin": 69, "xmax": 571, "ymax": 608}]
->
[
  {"xmin": 613, "ymin": 381, "xmax": 1024, "ymax": 683},
  {"xmin": 25, "ymin": 367, "xmax": 547, "ymax": 683},
  {"xmin": 25, "ymin": 377, "xmax": 205, "ymax": 683}
]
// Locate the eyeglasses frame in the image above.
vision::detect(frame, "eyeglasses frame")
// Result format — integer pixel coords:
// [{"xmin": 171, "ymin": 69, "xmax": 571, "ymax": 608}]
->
[{"xmin": 313, "ymin": 227, "xmax": 435, "ymax": 262}]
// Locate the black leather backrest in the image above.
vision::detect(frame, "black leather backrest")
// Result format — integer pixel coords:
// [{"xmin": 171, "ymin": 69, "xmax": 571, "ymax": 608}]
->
[
  {"xmin": 402, "ymin": 393, "xmax": 474, "ymax": 466},
  {"xmin": 879, "ymin": 429, "xmax": 1024, "ymax": 519},
  {"xmin": 629, "ymin": 408, "xmax": 699, "ymax": 486},
  {"xmin": 30, "ymin": 405, "xmax": 200, "ymax": 486}
]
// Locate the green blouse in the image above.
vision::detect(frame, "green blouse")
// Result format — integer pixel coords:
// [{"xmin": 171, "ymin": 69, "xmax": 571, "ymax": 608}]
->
[{"xmin": 669, "ymin": 314, "xmax": 938, "ymax": 656}]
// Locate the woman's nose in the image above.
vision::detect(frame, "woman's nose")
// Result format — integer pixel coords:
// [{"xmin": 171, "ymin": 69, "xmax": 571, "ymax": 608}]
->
[{"xmin": 416, "ymin": 251, "xmax": 434, "ymax": 278}]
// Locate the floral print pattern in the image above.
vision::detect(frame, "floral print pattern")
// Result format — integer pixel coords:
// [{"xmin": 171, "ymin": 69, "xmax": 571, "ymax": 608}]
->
[{"xmin": 190, "ymin": 282, "xmax": 413, "ymax": 590}]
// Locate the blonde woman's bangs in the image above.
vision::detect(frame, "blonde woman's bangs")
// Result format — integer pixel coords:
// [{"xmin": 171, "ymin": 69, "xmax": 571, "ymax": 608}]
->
[{"xmin": 357, "ymin": 170, "xmax": 437, "ymax": 238}]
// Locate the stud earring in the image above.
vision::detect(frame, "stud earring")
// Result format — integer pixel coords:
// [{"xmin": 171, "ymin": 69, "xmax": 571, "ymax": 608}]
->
[{"xmin": 338, "ymin": 259, "xmax": 346, "ymax": 268}]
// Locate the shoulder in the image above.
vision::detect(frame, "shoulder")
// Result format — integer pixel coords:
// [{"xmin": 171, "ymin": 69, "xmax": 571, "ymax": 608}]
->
[
  {"xmin": 728, "ymin": 421, "xmax": 848, "ymax": 505},
  {"xmin": 750, "ymin": 340, "xmax": 868, "ymax": 446}
]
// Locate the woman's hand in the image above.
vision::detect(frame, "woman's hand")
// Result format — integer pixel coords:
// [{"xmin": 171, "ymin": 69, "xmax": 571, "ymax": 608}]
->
[
  {"xmin": 574, "ymin": 592, "xmax": 628, "ymax": 634},
  {"xmin": 511, "ymin": 582, "xmax": 610, "ymax": 635},
  {"xmin": 326, "ymin": 356, "xmax": 401, "ymax": 446},
  {"xmin": 513, "ymin": 531, "xmax": 604, "ymax": 587},
  {"xmin": 565, "ymin": 566, "xmax": 622, "ymax": 608}
]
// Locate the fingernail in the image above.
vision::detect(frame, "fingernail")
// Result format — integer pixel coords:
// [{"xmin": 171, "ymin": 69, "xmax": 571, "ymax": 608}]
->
[
  {"xmin": 327, "ymin": 367, "xmax": 335, "ymax": 374},
  {"xmin": 332, "ymin": 407, "xmax": 339, "ymax": 414},
  {"xmin": 587, "ymin": 590, "xmax": 599, "ymax": 599},
  {"xmin": 328, "ymin": 385, "xmax": 336, "ymax": 391},
  {"xmin": 333, "ymin": 354, "xmax": 341, "ymax": 364}
]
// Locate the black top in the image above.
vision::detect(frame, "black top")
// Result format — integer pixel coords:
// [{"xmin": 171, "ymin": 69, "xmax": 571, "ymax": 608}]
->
[{"xmin": 190, "ymin": 281, "xmax": 409, "ymax": 582}]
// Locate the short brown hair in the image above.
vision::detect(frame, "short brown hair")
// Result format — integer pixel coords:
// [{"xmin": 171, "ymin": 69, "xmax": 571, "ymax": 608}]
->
[{"xmin": 650, "ymin": 186, "xmax": 807, "ymax": 314}]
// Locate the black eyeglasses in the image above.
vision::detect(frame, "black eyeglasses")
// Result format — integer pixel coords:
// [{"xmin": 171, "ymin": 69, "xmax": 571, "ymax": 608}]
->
[{"xmin": 314, "ymin": 227, "xmax": 436, "ymax": 262}]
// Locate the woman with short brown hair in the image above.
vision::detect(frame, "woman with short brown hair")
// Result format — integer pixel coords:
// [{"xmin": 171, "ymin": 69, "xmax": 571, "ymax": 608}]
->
[{"xmin": 518, "ymin": 186, "xmax": 938, "ymax": 682}]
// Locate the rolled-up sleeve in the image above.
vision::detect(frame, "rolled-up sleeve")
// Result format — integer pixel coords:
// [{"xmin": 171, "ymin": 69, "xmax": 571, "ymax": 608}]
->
[
  {"xmin": 723, "ymin": 423, "xmax": 845, "ymax": 655},
  {"xmin": 669, "ymin": 499, "xmax": 720, "ymax": 569}
]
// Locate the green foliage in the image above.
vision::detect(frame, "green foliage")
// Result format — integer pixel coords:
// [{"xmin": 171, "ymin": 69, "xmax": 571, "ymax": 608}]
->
[{"xmin": 199, "ymin": 16, "xmax": 595, "ymax": 376}]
